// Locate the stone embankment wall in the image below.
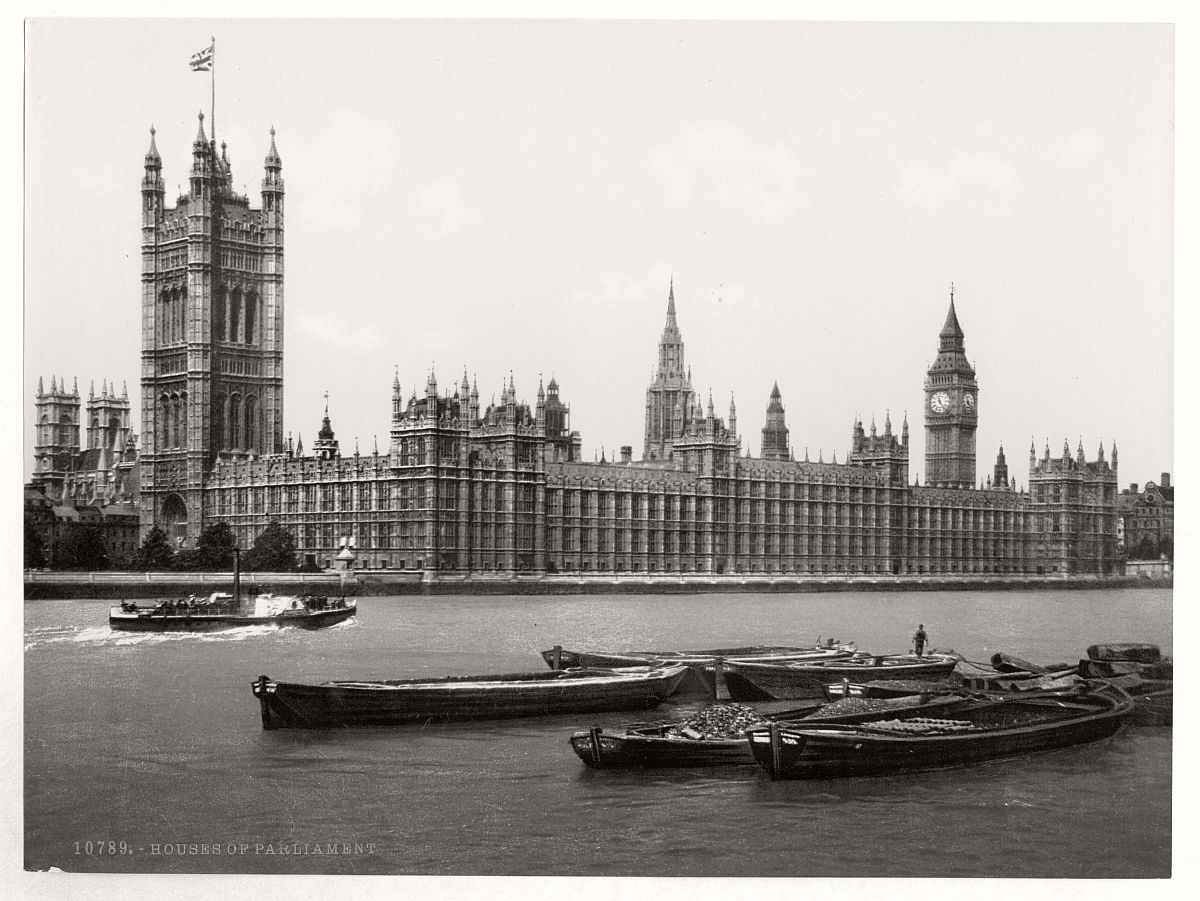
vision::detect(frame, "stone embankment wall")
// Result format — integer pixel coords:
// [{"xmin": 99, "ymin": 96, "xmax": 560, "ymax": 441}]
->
[{"xmin": 24, "ymin": 571, "xmax": 1169, "ymax": 599}]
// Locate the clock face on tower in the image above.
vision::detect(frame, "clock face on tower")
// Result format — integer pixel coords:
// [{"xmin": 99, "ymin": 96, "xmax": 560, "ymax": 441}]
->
[
  {"xmin": 930, "ymin": 391, "xmax": 950, "ymax": 414},
  {"xmin": 963, "ymin": 393, "xmax": 975, "ymax": 412}
]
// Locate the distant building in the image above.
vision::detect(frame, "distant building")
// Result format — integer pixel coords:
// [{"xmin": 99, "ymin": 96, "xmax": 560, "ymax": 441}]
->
[
  {"xmin": 26, "ymin": 377, "xmax": 140, "ymax": 567},
  {"xmin": 1118, "ymin": 473, "xmax": 1174, "ymax": 559}
]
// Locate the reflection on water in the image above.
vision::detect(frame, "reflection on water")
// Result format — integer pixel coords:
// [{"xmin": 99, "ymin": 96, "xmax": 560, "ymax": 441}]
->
[{"xmin": 24, "ymin": 588, "xmax": 1171, "ymax": 877}]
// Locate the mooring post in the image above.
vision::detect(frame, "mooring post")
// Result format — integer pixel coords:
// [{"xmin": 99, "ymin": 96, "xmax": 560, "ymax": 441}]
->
[
  {"xmin": 589, "ymin": 726, "xmax": 603, "ymax": 766},
  {"xmin": 770, "ymin": 721, "xmax": 782, "ymax": 779},
  {"xmin": 712, "ymin": 657, "xmax": 725, "ymax": 699},
  {"xmin": 552, "ymin": 645, "xmax": 563, "ymax": 670}
]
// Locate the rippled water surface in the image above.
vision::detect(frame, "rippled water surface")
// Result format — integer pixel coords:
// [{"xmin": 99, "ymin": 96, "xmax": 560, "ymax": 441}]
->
[{"xmin": 24, "ymin": 588, "xmax": 1171, "ymax": 877}]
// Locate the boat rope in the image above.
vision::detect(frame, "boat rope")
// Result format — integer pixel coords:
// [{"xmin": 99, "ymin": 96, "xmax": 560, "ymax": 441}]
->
[{"xmin": 937, "ymin": 648, "xmax": 996, "ymax": 670}]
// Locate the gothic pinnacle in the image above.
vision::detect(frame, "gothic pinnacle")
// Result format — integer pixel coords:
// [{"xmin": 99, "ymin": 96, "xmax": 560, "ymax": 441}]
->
[
  {"xmin": 145, "ymin": 125, "xmax": 161, "ymax": 165},
  {"xmin": 265, "ymin": 126, "xmax": 282, "ymax": 168}
]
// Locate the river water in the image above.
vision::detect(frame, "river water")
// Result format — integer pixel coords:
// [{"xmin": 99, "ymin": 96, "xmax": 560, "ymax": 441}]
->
[{"xmin": 24, "ymin": 588, "xmax": 1172, "ymax": 878}]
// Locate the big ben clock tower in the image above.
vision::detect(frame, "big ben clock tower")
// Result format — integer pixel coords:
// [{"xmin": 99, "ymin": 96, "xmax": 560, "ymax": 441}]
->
[{"xmin": 924, "ymin": 285, "xmax": 978, "ymax": 489}]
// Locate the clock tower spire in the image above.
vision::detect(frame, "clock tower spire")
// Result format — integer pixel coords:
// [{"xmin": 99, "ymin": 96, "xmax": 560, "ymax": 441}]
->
[{"xmin": 923, "ymin": 284, "xmax": 978, "ymax": 488}]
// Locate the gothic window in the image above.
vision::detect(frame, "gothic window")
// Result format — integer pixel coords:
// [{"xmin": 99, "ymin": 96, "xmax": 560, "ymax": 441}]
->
[
  {"xmin": 244, "ymin": 396, "xmax": 257, "ymax": 452},
  {"xmin": 179, "ymin": 287, "xmax": 187, "ymax": 343},
  {"xmin": 158, "ymin": 395, "xmax": 170, "ymax": 449},
  {"xmin": 177, "ymin": 392, "xmax": 187, "ymax": 447},
  {"xmin": 245, "ymin": 293, "xmax": 257, "ymax": 344},
  {"xmin": 214, "ymin": 287, "xmax": 227, "ymax": 341},
  {"xmin": 213, "ymin": 393, "xmax": 227, "ymax": 450},
  {"xmin": 229, "ymin": 394, "xmax": 242, "ymax": 449},
  {"xmin": 168, "ymin": 396, "xmax": 179, "ymax": 448},
  {"xmin": 229, "ymin": 289, "xmax": 242, "ymax": 343}
]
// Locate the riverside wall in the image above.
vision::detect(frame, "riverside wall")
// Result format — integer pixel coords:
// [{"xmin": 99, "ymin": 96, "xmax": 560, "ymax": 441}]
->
[{"xmin": 23, "ymin": 571, "xmax": 1171, "ymax": 599}]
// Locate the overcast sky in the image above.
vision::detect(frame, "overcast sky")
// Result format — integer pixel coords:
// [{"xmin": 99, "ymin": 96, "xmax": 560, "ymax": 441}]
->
[{"xmin": 22, "ymin": 18, "xmax": 1175, "ymax": 488}]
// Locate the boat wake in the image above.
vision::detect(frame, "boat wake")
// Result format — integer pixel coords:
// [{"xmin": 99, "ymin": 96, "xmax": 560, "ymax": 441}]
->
[{"xmin": 24, "ymin": 622, "xmax": 288, "ymax": 651}]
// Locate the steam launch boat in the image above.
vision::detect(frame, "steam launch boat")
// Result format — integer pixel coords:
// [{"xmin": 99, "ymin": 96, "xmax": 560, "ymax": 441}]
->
[{"xmin": 108, "ymin": 551, "xmax": 356, "ymax": 632}]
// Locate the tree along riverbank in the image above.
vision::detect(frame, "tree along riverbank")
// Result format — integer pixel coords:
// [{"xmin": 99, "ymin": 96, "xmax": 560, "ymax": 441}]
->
[{"xmin": 24, "ymin": 571, "xmax": 1171, "ymax": 599}]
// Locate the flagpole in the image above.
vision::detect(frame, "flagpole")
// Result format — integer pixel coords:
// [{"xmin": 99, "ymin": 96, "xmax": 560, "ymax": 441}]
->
[{"xmin": 210, "ymin": 37, "xmax": 216, "ymax": 146}]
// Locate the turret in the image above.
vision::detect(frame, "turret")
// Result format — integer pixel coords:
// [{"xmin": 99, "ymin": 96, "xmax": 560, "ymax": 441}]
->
[
  {"xmin": 189, "ymin": 111, "xmax": 214, "ymax": 200},
  {"xmin": 312, "ymin": 395, "xmax": 340, "ymax": 460},
  {"xmin": 261, "ymin": 126, "xmax": 284, "ymax": 222},
  {"xmin": 142, "ymin": 126, "xmax": 165, "ymax": 226},
  {"xmin": 993, "ymin": 444, "xmax": 1009, "ymax": 488},
  {"xmin": 760, "ymin": 381, "xmax": 790, "ymax": 461}
]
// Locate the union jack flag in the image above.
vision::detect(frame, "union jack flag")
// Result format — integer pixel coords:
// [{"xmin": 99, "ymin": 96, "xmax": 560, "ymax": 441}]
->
[{"xmin": 189, "ymin": 41, "xmax": 214, "ymax": 72}]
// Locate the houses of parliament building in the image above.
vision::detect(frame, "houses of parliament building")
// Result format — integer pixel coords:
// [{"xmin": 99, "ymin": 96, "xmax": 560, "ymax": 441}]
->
[{"xmin": 33, "ymin": 116, "xmax": 1122, "ymax": 578}]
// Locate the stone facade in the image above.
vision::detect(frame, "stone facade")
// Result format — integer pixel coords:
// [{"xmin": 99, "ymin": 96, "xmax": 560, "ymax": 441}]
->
[
  {"xmin": 39, "ymin": 118, "xmax": 1127, "ymax": 578},
  {"xmin": 1118, "ymin": 473, "xmax": 1174, "ymax": 559},
  {"xmin": 180, "ymin": 282, "xmax": 1120, "ymax": 577},
  {"xmin": 138, "ymin": 116, "xmax": 284, "ymax": 546}
]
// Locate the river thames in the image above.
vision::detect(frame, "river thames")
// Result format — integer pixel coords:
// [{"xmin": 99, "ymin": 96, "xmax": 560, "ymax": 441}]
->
[{"xmin": 24, "ymin": 587, "xmax": 1171, "ymax": 879}]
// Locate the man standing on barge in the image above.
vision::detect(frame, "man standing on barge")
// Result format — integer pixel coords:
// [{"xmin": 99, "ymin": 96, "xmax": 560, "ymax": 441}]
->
[{"xmin": 913, "ymin": 624, "xmax": 928, "ymax": 657}]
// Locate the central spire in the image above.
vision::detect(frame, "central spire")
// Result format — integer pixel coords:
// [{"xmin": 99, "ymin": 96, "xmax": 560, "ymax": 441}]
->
[{"xmin": 939, "ymin": 283, "xmax": 965, "ymax": 351}]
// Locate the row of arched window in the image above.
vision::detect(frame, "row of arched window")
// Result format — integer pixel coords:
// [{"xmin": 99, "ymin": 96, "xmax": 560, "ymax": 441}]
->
[
  {"xmin": 157, "ymin": 286, "xmax": 187, "ymax": 345},
  {"xmin": 213, "ymin": 287, "xmax": 259, "ymax": 345},
  {"xmin": 158, "ymin": 392, "xmax": 188, "ymax": 450},
  {"xmin": 155, "ymin": 284, "xmax": 261, "ymax": 346},
  {"xmin": 37, "ymin": 414, "xmax": 77, "ymax": 448},
  {"xmin": 213, "ymin": 392, "xmax": 261, "ymax": 453},
  {"xmin": 397, "ymin": 437, "xmax": 427, "ymax": 466}
]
